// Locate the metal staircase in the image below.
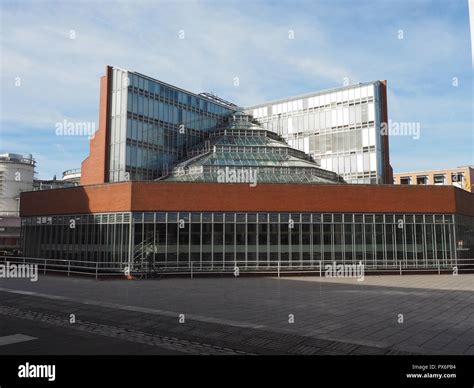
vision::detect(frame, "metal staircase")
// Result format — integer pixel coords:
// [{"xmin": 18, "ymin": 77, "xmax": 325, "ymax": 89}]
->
[{"xmin": 132, "ymin": 235, "xmax": 156, "ymax": 275}]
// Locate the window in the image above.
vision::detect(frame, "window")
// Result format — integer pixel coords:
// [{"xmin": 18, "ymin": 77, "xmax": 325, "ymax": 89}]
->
[
  {"xmin": 361, "ymin": 103, "xmax": 368, "ymax": 122},
  {"xmin": 451, "ymin": 172, "xmax": 464, "ymax": 186},
  {"xmin": 138, "ymin": 95, "xmax": 144, "ymax": 115},
  {"xmin": 416, "ymin": 176, "xmax": 428, "ymax": 185},
  {"xmin": 434, "ymin": 174, "xmax": 446, "ymax": 185},
  {"xmin": 354, "ymin": 88, "xmax": 361, "ymax": 100},
  {"xmin": 400, "ymin": 177, "xmax": 411, "ymax": 185},
  {"xmin": 349, "ymin": 106, "xmax": 355, "ymax": 125}
]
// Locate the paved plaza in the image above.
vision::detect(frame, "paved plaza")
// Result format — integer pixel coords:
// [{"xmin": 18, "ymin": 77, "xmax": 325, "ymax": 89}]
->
[{"xmin": 0, "ymin": 274, "xmax": 473, "ymax": 355}]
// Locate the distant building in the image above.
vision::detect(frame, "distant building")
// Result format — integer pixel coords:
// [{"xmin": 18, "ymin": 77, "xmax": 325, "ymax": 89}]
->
[
  {"xmin": 0, "ymin": 152, "xmax": 80, "ymax": 252},
  {"xmin": 394, "ymin": 166, "xmax": 474, "ymax": 193},
  {"xmin": 0, "ymin": 152, "xmax": 35, "ymax": 250},
  {"xmin": 62, "ymin": 168, "xmax": 81, "ymax": 184},
  {"xmin": 34, "ymin": 168, "xmax": 81, "ymax": 191}
]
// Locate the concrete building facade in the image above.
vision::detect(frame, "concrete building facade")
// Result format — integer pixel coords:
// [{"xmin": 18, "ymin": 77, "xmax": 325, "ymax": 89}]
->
[
  {"xmin": 0, "ymin": 152, "xmax": 35, "ymax": 249},
  {"xmin": 394, "ymin": 166, "xmax": 474, "ymax": 193}
]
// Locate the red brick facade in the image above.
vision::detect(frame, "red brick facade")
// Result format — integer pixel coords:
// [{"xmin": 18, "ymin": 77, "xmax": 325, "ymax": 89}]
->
[
  {"xmin": 80, "ymin": 66, "xmax": 112, "ymax": 186},
  {"xmin": 379, "ymin": 80, "xmax": 393, "ymax": 184},
  {"xmin": 20, "ymin": 182, "xmax": 474, "ymax": 217}
]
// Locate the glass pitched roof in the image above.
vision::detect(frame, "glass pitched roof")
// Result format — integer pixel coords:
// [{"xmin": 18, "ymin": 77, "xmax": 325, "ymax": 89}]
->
[{"xmin": 162, "ymin": 112, "xmax": 343, "ymax": 184}]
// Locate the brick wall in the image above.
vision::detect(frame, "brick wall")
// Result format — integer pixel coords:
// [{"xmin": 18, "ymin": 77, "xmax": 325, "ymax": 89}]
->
[
  {"xmin": 80, "ymin": 66, "xmax": 112, "ymax": 185},
  {"xmin": 379, "ymin": 80, "xmax": 393, "ymax": 184},
  {"xmin": 20, "ymin": 182, "xmax": 474, "ymax": 217}
]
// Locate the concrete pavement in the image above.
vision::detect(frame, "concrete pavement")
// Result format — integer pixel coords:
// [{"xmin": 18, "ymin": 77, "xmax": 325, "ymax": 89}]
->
[{"xmin": 0, "ymin": 274, "xmax": 472, "ymax": 355}]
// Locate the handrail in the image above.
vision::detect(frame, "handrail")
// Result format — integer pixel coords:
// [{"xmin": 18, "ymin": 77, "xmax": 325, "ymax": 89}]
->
[{"xmin": 0, "ymin": 255, "xmax": 472, "ymax": 279}]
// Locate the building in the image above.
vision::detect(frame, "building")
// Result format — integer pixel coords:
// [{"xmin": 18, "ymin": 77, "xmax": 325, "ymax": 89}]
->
[
  {"xmin": 81, "ymin": 67, "xmax": 391, "ymax": 186},
  {"xmin": 0, "ymin": 152, "xmax": 80, "ymax": 252},
  {"xmin": 165, "ymin": 112, "xmax": 342, "ymax": 184},
  {"xmin": 394, "ymin": 166, "xmax": 474, "ymax": 193},
  {"xmin": 246, "ymin": 81, "xmax": 392, "ymax": 184},
  {"xmin": 81, "ymin": 66, "xmax": 236, "ymax": 185},
  {"xmin": 34, "ymin": 169, "xmax": 81, "ymax": 191},
  {"xmin": 0, "ymin": 152, "xmax": 35, "ymax": 251},
  {"xmin": 18, "ymin": 66, "xmax": 474, "ymax": 276},
  {"xmin": 62, "ymin": 168, "xmax": 81, "ymax": 184},
  {"xmin": 20, "ymin": 178, "xmax": 474, "ymax": 275}
]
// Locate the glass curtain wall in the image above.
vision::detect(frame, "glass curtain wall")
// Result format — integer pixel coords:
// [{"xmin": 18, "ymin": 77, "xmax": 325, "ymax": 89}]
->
[
  {"xmin": 22, "ymin": 212, "xmax": 468, "ymax": 272},
  {"xmin": 246, "ymin": 82, "xmax": 385, "ymax": 184},
  {"xmin": 21, "ymin": 213, "xmax": 131, "ymax": 269},
  {"xmin": 108, "ymin": 68, "xmax": 235, "ymax": 182}
]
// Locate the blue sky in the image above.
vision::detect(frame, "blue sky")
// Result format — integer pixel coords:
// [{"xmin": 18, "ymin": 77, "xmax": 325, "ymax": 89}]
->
[{"xmin": 1, "ymin": 0, "xmax": 472, "ymax": 179}]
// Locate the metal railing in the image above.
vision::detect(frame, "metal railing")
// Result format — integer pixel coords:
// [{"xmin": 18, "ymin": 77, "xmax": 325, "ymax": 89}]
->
[
  {"xmin": 0, "ymin": 256, "xmax": 129, "ymax": 279},
  {"xmin": 0, "ymin": 256, "xmax": 472, "ymax": 279},
  {"xmin": 153, "ymin": 258, "xmax": 474, "ymax": 277},
  {"xmin": 62, "ymin": 168, "xmax": 81, "ymax": 176}
]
